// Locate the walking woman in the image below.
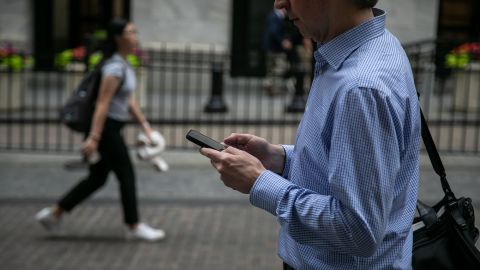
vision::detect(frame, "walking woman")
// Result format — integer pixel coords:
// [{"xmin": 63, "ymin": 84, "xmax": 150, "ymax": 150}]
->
[{"xmin": 35, "ymin": 18, "xmax": 165, "ymax": 241}]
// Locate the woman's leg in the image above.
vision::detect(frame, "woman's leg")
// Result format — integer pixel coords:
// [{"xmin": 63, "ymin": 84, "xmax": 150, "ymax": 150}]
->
[
  {"xmin": 57, "ymin": 159, "xmax": 111, "ymax": 212},
  {"xmin": 108, "ymin": 138, "xmax": 167, "ymax": 240},
  {"xmin": 57, "ymin": 123, "xmax": 116, "ymax": 213},
  {"xmin": 99, "ymin": 120, "xmax": 165, "ymax": 241},
  {"xmin": 102, "ymin": 124, "xmax": 139, "ymax": 225},
  {"xmin": 36, "ymin": 123, "xmax": 113, "ymax": 233}
]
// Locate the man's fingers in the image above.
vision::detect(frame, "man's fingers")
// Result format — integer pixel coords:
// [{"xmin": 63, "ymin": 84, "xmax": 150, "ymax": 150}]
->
[
  {"xmin": 199, "ymin": 147, "xmax": 224, "ymax": 161},
  {"xmin": 224, "ymin": 133, "xmax": 251, "ymax": 147},
  {"xmin": 210, "ymin": 159, "xmax": 220, "ymax": 171},
  {"xmin": 202, "ymin": 146, "xmax": 244, "ymax": 162},
  {"xmin": 223, "ymin": 145, "xmax": 243, "ymax": 155}
]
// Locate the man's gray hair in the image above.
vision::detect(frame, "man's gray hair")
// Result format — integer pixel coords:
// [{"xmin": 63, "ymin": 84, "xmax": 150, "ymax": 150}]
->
[{"xmin": 351, "ymin": 0, "xmax": 378, "ymax": 9}]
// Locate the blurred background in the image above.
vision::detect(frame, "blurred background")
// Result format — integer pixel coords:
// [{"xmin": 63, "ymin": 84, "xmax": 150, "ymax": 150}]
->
[
  {"xmin": 0, "ymin": 0, "xmax": 479, "ymax": 153},
  {"xmin": 0, "ymin": 1, "xmax": 479, "ymax": 270}
]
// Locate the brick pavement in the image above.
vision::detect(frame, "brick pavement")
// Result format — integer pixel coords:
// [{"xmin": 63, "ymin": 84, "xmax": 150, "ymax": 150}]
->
[
  {"xmin": 0, "ymin": 151, "xmax": 284, "ymax": 270},
  {"xmin": 0, "ymin": 151, "xmax": 479, "ymax": 269},
  {"xmin": 0, "ymin": 201, "xmax": 281, "ymax": 270}
]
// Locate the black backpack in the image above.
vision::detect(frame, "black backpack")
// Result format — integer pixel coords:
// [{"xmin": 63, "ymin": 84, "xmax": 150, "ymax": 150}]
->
[{"xmin": 60, "ymin": 61, "xmax": 124, "ymax": 133}]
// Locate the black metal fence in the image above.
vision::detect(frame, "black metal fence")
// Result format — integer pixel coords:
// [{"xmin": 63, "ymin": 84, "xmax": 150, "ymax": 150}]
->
[
  {"xmin": 405, "ymin": 40, "xmax": 480, "ymax": 154},
  {"xmin": 0, "ymin": 44, "xmax": 304, "ymax": 152},
  {"xmin": 1, "ymin": 41, "xmax": 479, "ymax": 154}
]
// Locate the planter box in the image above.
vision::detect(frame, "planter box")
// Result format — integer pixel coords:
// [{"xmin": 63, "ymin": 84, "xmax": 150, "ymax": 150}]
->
[
  {"xmin": 453, "ymin": 63, "xmax": 480, "ymax": 112},
  {"xmin": 0, "ymin": 72, "xmax": 23, "ymax": 110}
]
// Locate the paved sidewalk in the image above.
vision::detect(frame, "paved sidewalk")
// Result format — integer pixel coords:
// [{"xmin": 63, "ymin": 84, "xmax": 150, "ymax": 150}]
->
[
  {"xmin": 0, "ymin": 202, "xmax": 280, "ymax": 270},
  {"xmin": 0, "ymin": 151, "xmax": 479, "ymax": 270},
  {"xmin": 1, "ymin": 151, "xmax": 479, "ymax": 204},
  {"xmin": 0, "ymin": 151, "xmax": 281, "ymax": 270}
]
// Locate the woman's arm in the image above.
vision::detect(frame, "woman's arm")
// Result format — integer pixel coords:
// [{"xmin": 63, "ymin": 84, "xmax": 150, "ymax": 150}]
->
[
  {"xmin": 128, "ymin": 96, "xmax": 153, "ymax": 136},
  {"xmin": 82, "ymin": 75, "xmax": 120, "ymax": 156}
]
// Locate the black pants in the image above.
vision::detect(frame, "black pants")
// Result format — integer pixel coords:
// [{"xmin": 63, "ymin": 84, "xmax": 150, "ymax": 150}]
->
[{"xmin": 58, "ymin": 118, "xmax": 139, "ymax": 224}]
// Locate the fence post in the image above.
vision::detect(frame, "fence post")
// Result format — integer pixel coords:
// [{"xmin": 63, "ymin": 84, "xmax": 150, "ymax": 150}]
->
[
  {"xmin": 204, "ymin": 62, "xmax": 228, "ymax": 113},
  {"xmin": 285, "ymin": 69, "xmax": 306, "ymax": 113}
]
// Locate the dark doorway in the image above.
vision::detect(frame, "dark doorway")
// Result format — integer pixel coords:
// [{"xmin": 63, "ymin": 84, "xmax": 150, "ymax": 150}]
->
[
  {"xmin": 437, "ymin": 0, "xmax": 479, "ymax": 41},
  {"xmin": 33, "ymin": 0, "xmax": 130, "ymax": 70},
  {"xmin": 230, "ymin": 0, "xmax": 273, "ymax": 77},
  {"xmin": 435, "ymin": 0, "xmax": 480, "ymax": 77},
  {"xmin": 33, "ymin": 0, "xmax": 54, "ymax": 70},
  {"xmin": 68, "ymin": 0, "xmax": 131, "ymax": 49}
]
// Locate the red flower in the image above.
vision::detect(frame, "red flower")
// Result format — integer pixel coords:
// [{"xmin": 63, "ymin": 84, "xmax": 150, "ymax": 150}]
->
[
  {"xmin": 72, "ymin": 46, "xmax": 86, "ymax": 61},
  {"xmin": 452, "ymin": 43, "xmax": 480, "ymax": 61}
]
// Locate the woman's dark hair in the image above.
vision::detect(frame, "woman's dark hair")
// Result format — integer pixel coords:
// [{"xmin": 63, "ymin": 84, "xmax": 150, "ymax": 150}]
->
[
  {"xmin": 351, "ymin": 0, "xmax": 378, "ymax": 9},
  {"xmin": 102, "ymin": 18, "xmax": 129, "ymax": 59}
]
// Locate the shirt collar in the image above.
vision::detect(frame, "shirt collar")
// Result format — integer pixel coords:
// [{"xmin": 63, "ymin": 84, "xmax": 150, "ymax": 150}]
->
[{"xmin": 314, "ymin": 8, "xmax": 386, "ymax": 70}]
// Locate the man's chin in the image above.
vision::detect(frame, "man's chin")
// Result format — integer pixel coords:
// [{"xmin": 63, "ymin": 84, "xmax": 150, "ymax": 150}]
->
[{"xmin": 298, "ymin": 28, "xmax": 312, "ymax": 39}]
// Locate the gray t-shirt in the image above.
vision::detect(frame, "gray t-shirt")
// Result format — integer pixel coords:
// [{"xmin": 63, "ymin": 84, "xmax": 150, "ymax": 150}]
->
[{"xmin": 101, "ymin": 53, "xmax": 136, "ymax": 121}]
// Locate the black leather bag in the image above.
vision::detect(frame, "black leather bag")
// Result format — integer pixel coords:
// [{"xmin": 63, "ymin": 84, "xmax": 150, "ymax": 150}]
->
[
  {"xmin": 60, "ymin": 61, "xmax": 125, "ymax": 133},
  {"xmin": 60, "ymin": 67, "xmax": 102, "ymax": 133},
  {"xmin": 412, "ymin": 110, "xmax": 480, "ymax": 269}
]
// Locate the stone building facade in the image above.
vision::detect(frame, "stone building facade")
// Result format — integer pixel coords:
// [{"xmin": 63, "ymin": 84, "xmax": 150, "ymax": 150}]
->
[{"xmin": 0, "ymin": 0, "xmax": 439, "ymax": 52}]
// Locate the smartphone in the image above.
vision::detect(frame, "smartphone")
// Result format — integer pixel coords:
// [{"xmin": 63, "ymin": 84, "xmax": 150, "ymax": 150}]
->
[{"xmin": 186, "ymin": 129, "xmax": 225, "ymax": 151}]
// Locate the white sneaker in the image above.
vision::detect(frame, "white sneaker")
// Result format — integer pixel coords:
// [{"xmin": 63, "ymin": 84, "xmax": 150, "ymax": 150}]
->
[
  {"xmin": 35, "ymin": 207, "xmax": 62, "ymax": 235},
  {"xmin": 152, "ymin": 156, "xmax": 169, "ymax": 172},
  {"xmin": 126, "ymin": 223, "xmax": 165, "ymax": 242}
]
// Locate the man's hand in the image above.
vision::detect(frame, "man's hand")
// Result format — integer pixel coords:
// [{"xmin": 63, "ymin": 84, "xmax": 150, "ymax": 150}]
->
[
  {"xmin": 223, "ymin": 133, "xmax": 285, "ymax": 174},
  {"xmin": 200, "ymin": 146, "xmax": 266, "ymax": 194}
]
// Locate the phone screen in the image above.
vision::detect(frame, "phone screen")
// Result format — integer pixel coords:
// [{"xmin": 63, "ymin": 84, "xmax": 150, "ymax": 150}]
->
[{"xmin": 186, "ymin": 130, "xmax": 225, "ymax": 151}]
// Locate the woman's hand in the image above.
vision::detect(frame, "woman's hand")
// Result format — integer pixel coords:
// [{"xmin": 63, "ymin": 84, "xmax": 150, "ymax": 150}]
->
[
  {"xmin": 82, "ymin": 137, "xmax": 99, "ymax": 157},
  {"xmin": 142, "ymin": 122, "xmax": 155, "ymax": 144}
]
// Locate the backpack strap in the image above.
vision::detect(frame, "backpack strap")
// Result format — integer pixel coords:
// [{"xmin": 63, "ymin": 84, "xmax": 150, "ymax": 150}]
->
[{"xmin": 119, "ymin": 63, "xmax": 127, "ymax": 90}]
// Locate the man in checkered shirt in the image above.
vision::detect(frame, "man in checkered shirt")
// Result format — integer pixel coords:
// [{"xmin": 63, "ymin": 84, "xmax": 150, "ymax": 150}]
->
[{"xmin": 201, "ymin": 0, "xmax": 420, "ymax": 269}]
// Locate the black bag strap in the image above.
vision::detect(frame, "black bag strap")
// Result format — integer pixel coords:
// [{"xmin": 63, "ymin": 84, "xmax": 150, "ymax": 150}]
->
[
  {"xmin": 419, "ymin": 107, "xmax": 456, "ymax": 201},
  {"xmin": 117, "ymin": 63, "xmax": 127, "ymax": 90},
  {"xmin": 416, "ymin": 199, "xmax": 438, "ymax": 228}
]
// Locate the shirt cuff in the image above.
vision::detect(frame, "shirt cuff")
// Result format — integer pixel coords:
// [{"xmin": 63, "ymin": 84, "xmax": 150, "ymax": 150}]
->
[
  {"xmin": 281, "ymin": 145, "xmax": 294, "ymax": 179},
  {"xmin": 249, "ymin": 170, "xmax": 293, "ymax": 216}
]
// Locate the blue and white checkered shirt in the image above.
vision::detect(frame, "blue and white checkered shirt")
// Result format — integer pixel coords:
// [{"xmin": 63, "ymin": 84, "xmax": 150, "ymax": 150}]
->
[{"xmin": 250, "ymin": 9, "xmax": 420, "ymax": 270}]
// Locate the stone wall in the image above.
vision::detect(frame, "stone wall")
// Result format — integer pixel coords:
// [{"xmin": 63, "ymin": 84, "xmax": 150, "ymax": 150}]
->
[
  {"xmin": 0, "ymin": 0, "xmax": 31, "ymax": 50},
  {"xmin": 0, "ymin": 0, "xmax": 439, "ymax": 50},
  {"xmin": 133, "ymin": 0, "xmax": 231, "ymax": 49},
  {"xmin": 133, "ymin": 0, "xmax": 439, "ymax": 48},
  {"xmin": 377, "ymin": 0, "xmax": 439, "ymax": 44}
]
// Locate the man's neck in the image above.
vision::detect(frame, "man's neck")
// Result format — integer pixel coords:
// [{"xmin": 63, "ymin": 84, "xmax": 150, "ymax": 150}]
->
[{"xmin": 319, "ymin": 6, "xmax": 374, "ymax": 43}]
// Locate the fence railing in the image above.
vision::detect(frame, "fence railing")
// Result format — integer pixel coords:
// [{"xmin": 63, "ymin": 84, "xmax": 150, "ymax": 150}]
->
[
  {"xmin": 1, "ymin": 41, "xmax": 479, "ymax": 154},
  {"xmin": 405, "ymin": 39, "xmax": 480, "ymax": 154}
]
